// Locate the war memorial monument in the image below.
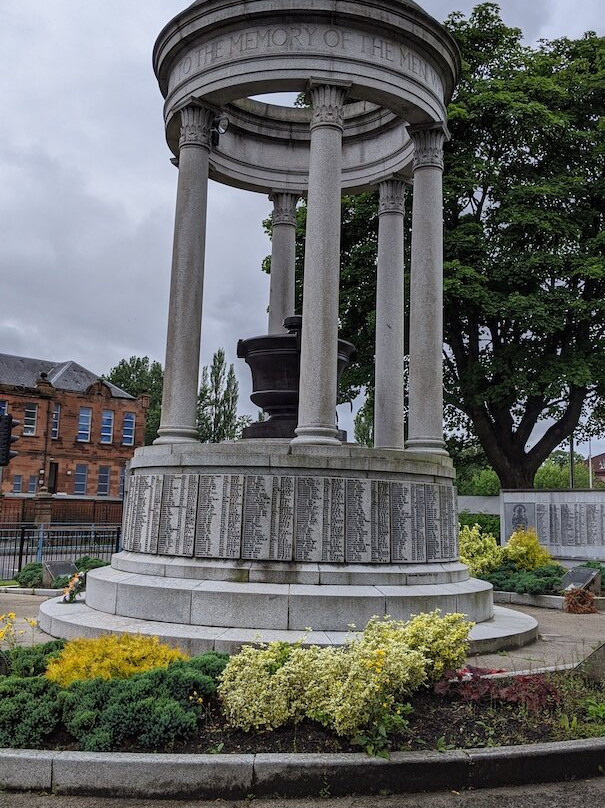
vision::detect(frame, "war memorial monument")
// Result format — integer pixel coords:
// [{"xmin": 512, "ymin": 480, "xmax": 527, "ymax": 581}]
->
[{"xmin": 40, "ymin": 0, "xmax": 537, "ymax": 652}]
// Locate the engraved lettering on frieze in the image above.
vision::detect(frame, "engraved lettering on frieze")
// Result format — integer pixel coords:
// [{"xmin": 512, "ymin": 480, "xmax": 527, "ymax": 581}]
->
[
  {"xmin": 410, "ymin": 126, "xmax": 446, "ymax": 171},
  {"xmin": 129, "ymin": 475, "xmax": 163, "ymax": 555},
  {"xmin": 170, "ymin": 27, "xmax": 444, "ymax": 97},
  {"xmin": 390, "ymin": 481, "xmax": 418, "ymax": 562},
  {"xmin": 269, "ymin": 192, "xmax": 299, "ymax": 227},
  {"xmin": 411, "ymin": 483, "xmax": 427, "ymax": 561},
  {"xmin": 378, "ymin": 180, "xmax": 406, "ymax": 216},
  {"xmin": 158, "ymin": 474, "xmax": 197, "ymax": 557},
  {"xmin": 424, "ymin": 484, "xmax": 441, "ymax": 562},
  {"xmin": 179, "ymin": 105, "xmax": 215, "ymax": 149}
]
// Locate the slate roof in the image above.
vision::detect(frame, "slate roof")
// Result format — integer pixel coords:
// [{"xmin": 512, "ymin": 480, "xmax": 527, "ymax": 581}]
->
[{"xmin": 0, "ymin": 353, "xmax": 135, "ymax": 400}]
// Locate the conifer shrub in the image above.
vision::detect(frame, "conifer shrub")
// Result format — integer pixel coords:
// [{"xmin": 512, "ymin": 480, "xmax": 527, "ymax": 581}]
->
[
  {"xmin": 15, "ymin": 562, "xmax": 43, "ymax": 589},
  {"xmin": 45, "ymin": 634, "xmax": 188, "ymax": 687},
  {"xmin": 0, "ymin": 676, "xmax": 61, "ymax": 748},
  {"xmin": 58, "ymin": 653, "xmax": 227, "ymax": 751},
  {"xmin": 8, "ymin": 639, "xmax": 66, "ymax": 678},
  {"xmin": 483, "ymin": 562, "xmax": 565, "ymax": 595}
]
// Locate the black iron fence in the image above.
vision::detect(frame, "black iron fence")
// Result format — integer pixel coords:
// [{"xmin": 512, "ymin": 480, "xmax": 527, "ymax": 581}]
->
[
  {"xmin": 0, "ymin": 524, "xmax": 121, "ymax": 582},
  {"xmin": 0, "ymin": 498, "xmax": 123, "ymax": 526}
]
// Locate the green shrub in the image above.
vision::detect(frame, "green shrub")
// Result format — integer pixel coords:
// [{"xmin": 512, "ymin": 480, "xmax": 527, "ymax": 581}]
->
[
  {"xmin": 482, "ymin": 562, "xmax": 565, "ymax": 595},
  {"xmin": 15, "ymin": 563, "xmax": 43, "ymax": 589},
  {"xmin": 8, "ymin": 640, "xmax": 65, "ymax": 678},
  {"xmin": 75, "ymin": 556, "xmax": 110, "ymax": 573},
  {"xmin": 52, "ymin": 574, "xmax": 71, "ymax": 590},
  {"xmin": 458, "ymin": 511, "xmax": 500, "ymax": 537},
  {"xmin": 59, "ymin": 653, "xmax": 227, "ymax": 751},
  {"xmin": 0, "ymin": 676, "xmax": 61, "ymax": 748},
  {"xmin": 458, "ymin": 524, "xmax": 504, "ymax": 577}
]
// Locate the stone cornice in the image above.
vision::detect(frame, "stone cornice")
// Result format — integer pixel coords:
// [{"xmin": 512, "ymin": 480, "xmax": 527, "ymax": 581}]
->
[
  {"xmin": 378, "ymin": 179, "xmax": 406, "ymax": 215},
  {"xmin": 409, "ymin": 125, "xmax": 448, "ymax": 171},
  {"xmin": 179, "ymin": 104, "xmax": 215, "ymax": 149},
  {"xmin": 269, "ymin": 192, "xmax": 300, "ymax": 226}
]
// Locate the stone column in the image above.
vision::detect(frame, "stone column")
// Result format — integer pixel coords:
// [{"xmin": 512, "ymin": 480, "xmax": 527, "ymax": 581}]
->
[
  {"xmin": 268, "ymin": 191, "xmax": 299, "ymax": 333},
  {"xmin": 374, "ymin": 179, "xmax": 406, "ymax": 449},
  {"xmin": 406, "ymin": 124, "xmax": 448, "ymax": 455},
  {"xmin": 292, "ymin": 82, "xmax": 349, "ymax": 446},
  {"xmin": 155, "ymin": 104, "xmax": 215, "ymax": 444}
]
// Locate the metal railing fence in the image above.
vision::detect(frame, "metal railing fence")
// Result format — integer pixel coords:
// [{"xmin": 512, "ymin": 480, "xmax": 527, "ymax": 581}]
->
[{"xmin": 0, "ymin": 524, "xmax": 121, "ymax": 582}]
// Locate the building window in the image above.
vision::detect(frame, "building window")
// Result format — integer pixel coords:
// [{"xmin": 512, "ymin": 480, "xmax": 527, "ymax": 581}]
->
[
  {"xmin": 0, "ymin": 400, "xmax": 6, "ymax": 416},
  {"xmin": 51, "ymin": 403, "xmax": 61, "ymax": 439},
  {"xmin": 74, "ymin": 464, "xmax": 88, "ymax": 495},
  {"xmin": 23, "ymin": 403, "xmax": 38, "ymax": 436},
  {"xmin": 100, "ymin": 410, "xmax": 114, "ymax": 444},
  {"xmin": 77, "ymin": 407, "xmax": 92, "ymax": 442},
  {"xmin": 119, "ymin": 465, "xmax": 126, "ymax": 499},
  {"xmin": 12, "ymin": 475, "xmax": 22, "ymax": 494},
  {"xmin": 122, "ymin": 412, "xmax": 135, "ymax": 446},
  {"xmin": 97, "ymin": 466, "xmax": 111, "ymax": 496},
  {"xmin": 28, "ymin": 475, "xmax": 37, "ymax": 494}
]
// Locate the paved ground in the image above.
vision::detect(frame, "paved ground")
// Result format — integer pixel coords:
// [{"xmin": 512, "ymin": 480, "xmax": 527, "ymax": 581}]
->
[
  {"xmin": 2, "ymin": 779, "xmax": 605, "ymax": 807},
  {"xmin": 2, "ymin": 592, "xmax": 604, "ymax": 670}
]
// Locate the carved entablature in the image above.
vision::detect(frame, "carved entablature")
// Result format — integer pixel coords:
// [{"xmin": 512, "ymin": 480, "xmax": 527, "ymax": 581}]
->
[
  {"xmin": 409, "ymin": 125, "xmax": 447, "ymax": 171},
  {"xmin": 378, "ymin": 180, "xmax": 406, "ymax": 215},
  {"xmin": 308, "ymin": 84, "xmax": 349, "ymax": 132},
  {"xmin": 179, "ymin": 104, "xmax": 215, "ymax": 149},
  {"xmin": 269, "ymin": 192, "xmax": 300, "ymax": 226}
]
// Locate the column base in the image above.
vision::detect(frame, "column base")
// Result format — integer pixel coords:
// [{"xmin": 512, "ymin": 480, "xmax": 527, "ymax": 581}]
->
[
  {"xmin": 291, "ymin": 425, "xmax": 341, "ymax": 446},
  {"xmin": 154, "ymin": 426, "xmax": 200, "ymax": 444},
  {"xmin": 405, "ymin": 436, "xmax": 448, "ymax": 455}
]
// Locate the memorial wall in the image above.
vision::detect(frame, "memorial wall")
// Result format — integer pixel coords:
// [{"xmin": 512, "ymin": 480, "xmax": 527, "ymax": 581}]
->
[
  {"xmin": 123, "ymin": 473, "xmax": 458, "ymax": 564},
  {"xmin": 501, "ymin": 491, "xmax": 605, "ymax": 560}
]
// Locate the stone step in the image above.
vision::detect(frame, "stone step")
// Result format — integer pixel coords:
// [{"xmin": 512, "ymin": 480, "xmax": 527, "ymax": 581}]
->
[
  {"xmin": 85, "ymin": 566, "xmax": 493, "ymax": 631},
  {"xmin": 38, "ymin": 597, "xmax": 537, "ymax": 656}
]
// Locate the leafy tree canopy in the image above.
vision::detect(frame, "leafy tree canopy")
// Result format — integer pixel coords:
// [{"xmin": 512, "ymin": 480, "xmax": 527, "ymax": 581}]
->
[
  {"xmin": 105, "ymin": 356, "xmax": 163, "ymax": 445},
  {"xmin": 263, "ymin": 3, "xmax": 605, "ymax": 489}
]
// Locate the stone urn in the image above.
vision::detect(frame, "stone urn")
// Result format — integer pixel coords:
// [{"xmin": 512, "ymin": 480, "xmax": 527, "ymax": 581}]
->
[{"xmin": 237, "ymin": 316, "xmax": 356, "ymax": 439}]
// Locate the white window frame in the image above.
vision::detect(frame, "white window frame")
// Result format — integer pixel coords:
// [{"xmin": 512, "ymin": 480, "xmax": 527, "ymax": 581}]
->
[
  {"xmin": 74, "ymin": 464, "xmax": 88, "ymax": 495},
  {"xmin": 100, "ymin": 410, "xmax": 114, "ymax": 444},
  {"xmin": 23, "ymin": 403, "xmax": 38, "ymax": 436},
  {"xmin": 97, "ymin": 465, "xmax": 111, "ymax": 496},
  {"xmin": 12, "ymin": 475, "xmax": 23, "ymax": 494},
  {"xmin": 51, "ymin": 403, "xmax": 61, "ymax": 440},
  {"xmin": 77, "ymin": 407, "xmax": 92, "ymax": 442},
  {"xmin": 122, "ymin": 412, "xmax": 136, "ymax": 446}
]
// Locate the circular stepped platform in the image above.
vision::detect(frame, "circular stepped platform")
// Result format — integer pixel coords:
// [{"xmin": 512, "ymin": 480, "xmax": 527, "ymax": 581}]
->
[
  {"xmin": 39, "ymin": 561, "xmax": 538, "ymax": 655},
  {"xmin": 38, "ymin": 597, "xmax": 536, "ymax": 655}
]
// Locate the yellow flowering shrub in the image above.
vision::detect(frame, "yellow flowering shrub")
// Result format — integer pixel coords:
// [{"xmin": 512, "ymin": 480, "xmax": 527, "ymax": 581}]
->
[
  {"xmin": 45, "ymin": 634, "xmax": 188, "ymax": 687},
  {"xmin": 399, "ymin": 610, "xmax": 473, "ymax": 682},
  {"xmin": 504, "ymin": 528, "xmax": 552, "ymax": 571},
  {"xmin": 458, "ymin": 523, "xmax": 504, "ymax": 577}
]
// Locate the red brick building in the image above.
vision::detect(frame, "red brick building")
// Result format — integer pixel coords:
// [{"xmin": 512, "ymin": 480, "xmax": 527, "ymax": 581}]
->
[{"xmin": 0, "ymin": 353, "xmax": 148, "ymax": 498}]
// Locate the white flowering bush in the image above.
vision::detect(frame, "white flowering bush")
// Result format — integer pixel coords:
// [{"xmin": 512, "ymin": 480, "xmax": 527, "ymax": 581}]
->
[{"xmin": 218, "ymin": 611, "xmax": 473, "ymax": 755}]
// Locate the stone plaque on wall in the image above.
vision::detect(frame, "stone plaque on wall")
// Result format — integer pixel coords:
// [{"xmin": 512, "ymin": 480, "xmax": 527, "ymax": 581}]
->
[
  {"xmin": 411, "ymin": 484, "xmax": 427, "ymax": 561},
  {"xmin": 269, "ymin": 476, "xmax": 295, "ymax": 561},
  {"xmin": 345, "ymin": 479, "xmax": 372, "ymax": 562},
  {"xmin": 294, "ymin": 477, "xmax": 346, "ymax": 562},
  {"xmin": 127, "ymin": 475, "xmax": 163, "ymax": 554},
  {"xmin": 390, "ymin": 481, "xmax": 419, "ymax": 562},
  {"xmin": 158, "ymin": 474, "xmax": 197, "ymax": 557},
  {"xmin": 439, "ymin": 484, "xmax": 457, "ymax": 560},
  {"xmin": 321, "ymin": 478, "xmax": 345, "ymax": 562},
  {"xmin": 195, "ymin": 475, "xmax": 243, "ymax": 559},
  {"xmin": 425, "ymin": 484, "xmax": 441, "ymax": 561},
  {"xmin": 371, "ymin": 480, "xmax": 391, "ymax": 563}
]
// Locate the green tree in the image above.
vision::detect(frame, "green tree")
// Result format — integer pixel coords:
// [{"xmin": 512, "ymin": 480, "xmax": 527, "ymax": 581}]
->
[
  {"xmin": 105, "ymin": 356, "xmax": 163, "ymax": 445},
  {"xmin": 264, "ymin": 5, "xmax": 605, "ymax": 489},
  {"xmin": 197, "ymin": 349, "xmax": 250, "ymax": 442},
  {"xmin": 442, "ymin": 5, "xmax": 605, "ymax": 488}
]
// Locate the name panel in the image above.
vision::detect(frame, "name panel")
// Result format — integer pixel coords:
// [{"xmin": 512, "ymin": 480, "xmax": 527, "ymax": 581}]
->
[{"xmin": 158, "ymin": 474, "xmax": 197, "ymax": 557}]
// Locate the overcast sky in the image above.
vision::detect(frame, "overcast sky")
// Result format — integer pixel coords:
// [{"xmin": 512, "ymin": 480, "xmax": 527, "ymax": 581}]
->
[{"xmin": 0, "ymin": 1, "xmax": 603, "ymax": 448}]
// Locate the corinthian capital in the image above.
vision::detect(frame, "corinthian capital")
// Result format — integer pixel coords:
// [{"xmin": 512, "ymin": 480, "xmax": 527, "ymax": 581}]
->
[
  {"xmin": 179, "ymin": 104, "xmax": 215, "ymax": 149},
  {"xmin": 409, "ymin": 124, "xmax": 448, "ymax": 171},
  {"xmin": 378, "ymin": 180, "xmax": 407, "ymax": 215},
  {"xmin": 269, "ymin": 192, "xmax": 300, "ymax": 226},
  {"xmin": 308, "ymin": 82, "xmax": 349, "ymax": 132}
]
